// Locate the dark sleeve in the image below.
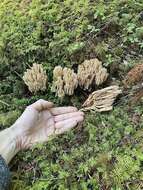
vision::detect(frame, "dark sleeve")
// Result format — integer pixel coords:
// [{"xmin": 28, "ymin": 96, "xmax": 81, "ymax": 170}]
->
[{"xmin": 0, "ymin": 155, "xmax": 10, "ymax": 190}]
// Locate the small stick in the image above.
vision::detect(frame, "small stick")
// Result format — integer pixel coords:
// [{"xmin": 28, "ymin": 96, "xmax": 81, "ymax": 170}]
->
[{"xmin": 0, "ymin": 100, "xmax": 10, "ymax": 106}]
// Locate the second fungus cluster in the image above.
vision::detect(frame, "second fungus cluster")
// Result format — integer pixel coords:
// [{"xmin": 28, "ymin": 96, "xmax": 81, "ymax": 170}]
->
[{"xmin": 51, "ymin": 66, "xmax": 78, "ymax": 98}]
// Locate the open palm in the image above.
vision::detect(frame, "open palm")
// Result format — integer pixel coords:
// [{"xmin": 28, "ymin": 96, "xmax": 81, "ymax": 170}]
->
[{"xmin": 12, "ymin": 100, "xmax": 84, "ymax": 149}]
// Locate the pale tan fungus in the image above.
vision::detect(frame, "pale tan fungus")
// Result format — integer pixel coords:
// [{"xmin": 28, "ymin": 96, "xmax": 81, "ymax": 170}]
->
[
  {"xmin": 95, "ymin": 68, "xmax": 109, "ymax": 86},
  {"xmin": 53, "ymin": 65, "xmax": 63, "ymax": 79},
  {"xmin": 82, "ymin": 85, "xmax": 122, "ymax": 112},
  {"xmin": 63, "ymin": 68, "xmax": 78, "ymax": 95},
  {"xmin": 23, "ymin": 64, "xmax": 47, "ymax": 93},
  {"xmin": 52, "ymin": 66, "xmax": 78, "ymax": 97},
  {"xmin": 54, "ymin": 77, "xmax": 65, "ymax": 98},
  {"xmin": 78, "ymin": 58, "xmax": 108, "ymax": 90}
]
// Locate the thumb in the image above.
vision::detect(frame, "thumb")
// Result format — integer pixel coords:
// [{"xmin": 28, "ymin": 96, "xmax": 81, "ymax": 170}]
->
[{"xmin": 30, "ymin": 99, "xmax": 54, "ymax": 111}]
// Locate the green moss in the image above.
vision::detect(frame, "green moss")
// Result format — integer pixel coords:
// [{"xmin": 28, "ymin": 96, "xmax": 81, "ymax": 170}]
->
[
  {"xmin": 0, "ymin": 110, "xmax": 21, "ymax": 129},
  {"xmin": 8, "ymin": 105, "xmax": 143, "ymax": 189},
  {"xmin": 112, "ymin": 154, "xmax": 140, "ymax": 187}
]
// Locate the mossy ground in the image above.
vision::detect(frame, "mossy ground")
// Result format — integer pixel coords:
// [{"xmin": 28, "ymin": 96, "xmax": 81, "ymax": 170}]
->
[{"xmin": 0, "ymin": 0, "xmax": 143, "ymax": 189}]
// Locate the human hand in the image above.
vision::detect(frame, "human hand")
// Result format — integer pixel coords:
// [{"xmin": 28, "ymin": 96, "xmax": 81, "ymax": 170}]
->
[{"xmin": 12, "ymin": 99, "xmax": 84, "ymax": 149}]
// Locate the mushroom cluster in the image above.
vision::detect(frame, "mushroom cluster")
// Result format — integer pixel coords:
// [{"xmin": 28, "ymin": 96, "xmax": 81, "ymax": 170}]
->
[
  {"xmin": 51, "ymin": 66, "xmax": 78, "ymax": 98},
  {"xmin": 23, "ymin": 64, "xmax": 47, "ymax": 93},
  {"xmin": 77, "ymin": 58, "xmax": 108, "ymax": 90},
  {"xmin": 82, "ymin": 85, "xmax": 122, "ymax": 112}
]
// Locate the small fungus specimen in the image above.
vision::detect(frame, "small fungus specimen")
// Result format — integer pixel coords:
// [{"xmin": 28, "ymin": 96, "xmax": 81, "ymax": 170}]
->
[
  {"xmin": 23, "ymin": 63, "xmax": 47, "ymax": 93},
  {"xmin": 82, "ymin": 85, "xmax": 122, "ymax": 112},
  {"xmin": 123, "ymin": 64, "xmax": 143, "ymax": 88},
  {"xmin": 52, "ymin": 66, "xmax": 78, "ymax": 98},
  {"xmin": 77, "ymin": 58, "xmax": 108, "ymax": 90}
]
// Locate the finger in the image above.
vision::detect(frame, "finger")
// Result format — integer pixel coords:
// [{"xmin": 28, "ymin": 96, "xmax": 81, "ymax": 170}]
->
[
  {"xmin": 54, "ymin": 111, "xmax": 84, "ymax": 122},
  {"xmin": 31, "ymin": 99, "xmax": 53, "ymax": 111},
  {"xmin": 55, "ymin": 116, "xmax": 84, "ymax": 134},
  {"xmin": 50, "ymin": 107, "xmax": 78, "ymax": 115},
  {"xmin": 55, "ymin": 115, "xmax": 84, "ymax": 129}
]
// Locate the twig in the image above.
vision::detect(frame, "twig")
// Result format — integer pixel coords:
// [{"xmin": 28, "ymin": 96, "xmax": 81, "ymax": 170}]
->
[
  {"xmin": 0, "ymin": 100, "xmax": 10, "ymax": 106},
  {"xmin": 14, "ymin": 71, "xmax": 23, "ymax": 80}
]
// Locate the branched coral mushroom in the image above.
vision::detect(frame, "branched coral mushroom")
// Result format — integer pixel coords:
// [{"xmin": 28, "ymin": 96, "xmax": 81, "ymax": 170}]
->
[
  {"xmin": 23, "ymin": 64, "xmax": 47, "ymax": 93},
  {"xmin": 63, "ymin": 68, "xmax": 78, "ymax": 95},
  {"xmin": 78, "ymin": 58, "xmax": 108, "ymax": 90},
  {"xmin": 51, "ymin": 76, "xmax": 65, "ymax": 98},
  {"xmin": 53, "ymin": 66, "xmax": 63, "ymax": 79},
  {"xmin": 95, "ymin": 68, "xmax": 109, "ymax": 86},
  {"xmin": 82, "ymin": 85, "xmax": 122, "ymax": 112},
  {"xmin": 52, "ymin": 66, "xmax": 78, "ymax": 98}
]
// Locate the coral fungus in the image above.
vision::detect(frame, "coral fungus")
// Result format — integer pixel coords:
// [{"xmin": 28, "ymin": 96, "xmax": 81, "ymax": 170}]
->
[
  {"xmin": 82, "ymin": 85, "xmax": 122, "ymax": 112},
  {"xmin": 23, "ymin": 64, "xmax": 47, "ymax": 93},
  {"xmin": 77, "ymin": 58, "xmax": 108, "ymax": 90},
  {"xmin": 52, "ymin": 66, "xmax": 78, "ymax": 98}
]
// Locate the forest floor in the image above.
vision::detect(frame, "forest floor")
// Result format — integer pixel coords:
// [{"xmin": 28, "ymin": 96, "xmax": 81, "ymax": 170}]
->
[{"xmin": 0, "ymin": 0, "xmax": 143, "ymax": 189}]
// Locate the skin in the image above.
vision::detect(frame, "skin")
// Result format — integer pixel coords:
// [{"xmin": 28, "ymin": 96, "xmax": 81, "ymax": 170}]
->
[{"xmin": 0, "ymin": 99, "xmax": 84, "ymax": 164}]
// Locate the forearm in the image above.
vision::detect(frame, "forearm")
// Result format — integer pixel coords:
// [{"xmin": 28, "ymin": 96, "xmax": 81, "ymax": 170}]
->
[{"xmin": 0, "ymin": 125, "xmax": 20, "ymax": 164}]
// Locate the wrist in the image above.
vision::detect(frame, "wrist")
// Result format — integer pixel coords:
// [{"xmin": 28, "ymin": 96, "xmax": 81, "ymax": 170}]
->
[
  {"xmin": 0, "ymin": 126, "xmax": 21, "ymax": 164},
  {"xmin": 10, "ymin": 122, "xmax": 29, "ymax": 150}
]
